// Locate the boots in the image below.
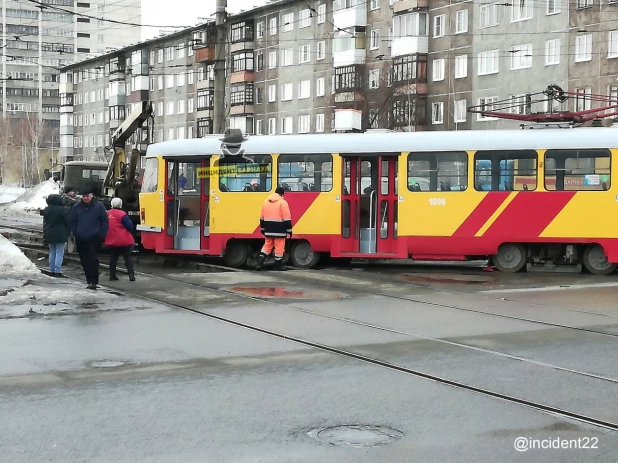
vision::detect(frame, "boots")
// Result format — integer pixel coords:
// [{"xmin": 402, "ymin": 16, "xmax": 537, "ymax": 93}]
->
[
  {"xmin": 109, "ymin": 273, "xmax": 119, "ymax": 281},
  {"xmin": 273, "ymin": 259, "xmax": 286, "ymax": 271},
  {"xmin": 255, "ymin": 253, "xmax": 267, "ymax": 271},
  {"xmin": 129, "ymin": 273, "xmax": 135, "ymax": 282}
]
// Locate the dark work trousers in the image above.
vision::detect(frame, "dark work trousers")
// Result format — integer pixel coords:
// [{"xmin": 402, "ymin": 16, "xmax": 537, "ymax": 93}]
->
[
  {"xmin": 109, "ymin": 245, "xmax": 135, "ymax": 277},
  {"xmin": 76, "ymin": 238, "xmax": 102, "ymax": 285}
]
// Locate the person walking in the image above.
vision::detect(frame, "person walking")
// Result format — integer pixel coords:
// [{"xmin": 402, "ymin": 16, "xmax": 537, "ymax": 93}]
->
[
  {"xmin": 255, "ymin": 186, "xmax": 292, "ymax": 271},
  {"xmin": 42, "ymin": 194, "xmax": 69, "ymax": 277},
  {"xmin": 104, "ymin": 197, "xmax": 136, "ymax": 282},
  {"xmin": 178, "ymin": 173, "xmax": 187, "ymax": 194},
  {"xmin": 69, "ymin": 185, "xmax": 109, "ymax": 289}
]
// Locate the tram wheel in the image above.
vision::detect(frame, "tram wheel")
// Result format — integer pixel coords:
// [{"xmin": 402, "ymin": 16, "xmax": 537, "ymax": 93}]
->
[
  {"xmin": 290, "ymin": 240, "xmax": 321, "ymax": 269},
  {"xmin": 582, "ymin": 244, "xmax": 617, "ymax": 275},
  {"xmin": 492, "ymin": 243, "xmax": 527, "ymax": 273},
  {"xmin": 223, "ymin": 240, "xmax": 249, "ymax": 268}
]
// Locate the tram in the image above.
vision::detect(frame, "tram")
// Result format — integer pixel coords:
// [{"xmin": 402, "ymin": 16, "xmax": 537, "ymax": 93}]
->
[{"xmin": 137, "ymin": 128, "xmax": 618, "ymax": 274}]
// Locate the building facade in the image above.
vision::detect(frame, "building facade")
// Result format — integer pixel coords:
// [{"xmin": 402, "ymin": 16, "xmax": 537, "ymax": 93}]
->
[{"xmin": 59, "ymin": 0, "xmax": 618, "ymax": 163}]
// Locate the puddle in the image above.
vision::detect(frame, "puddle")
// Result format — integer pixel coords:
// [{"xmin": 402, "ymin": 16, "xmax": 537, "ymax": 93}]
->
[
  {"xmin": 227, "ymin": 286, "xmax": 345, "ymax": 299},
  {"xmin": 308, "ymin": 425, "xmax": 403, "ymax": 448}
]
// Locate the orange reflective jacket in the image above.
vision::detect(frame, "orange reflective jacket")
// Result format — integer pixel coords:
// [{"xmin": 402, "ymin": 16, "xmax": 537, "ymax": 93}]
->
[{"xmin": 260, "ymin": 193, "xmax": 292, "ymax": 237}]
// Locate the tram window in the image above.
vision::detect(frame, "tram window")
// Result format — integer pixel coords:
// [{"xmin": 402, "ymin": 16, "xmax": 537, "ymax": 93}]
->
[
  {"xmin": 176, "ymin": 162, "xmax": 201, "ymax": 195},
  {"xmin": 217, "ymin": 154, "xmax": 272, "ymax": 192},
  {"xmin": 277, "ymin": 154, "xmax": 333, "ymax": 192},
  {"xmin": 545, "ymin": 149, "xmax": 611, "ymax": 191},
  {"xmin": 142, "ymin": 158, "xmax": 158, "ymax": 193},
  {"xmin": 407, "ymin": 151, "xmax": 468, "ymax": 192},
  {"xmin": 474, "ymin": 150, "xmax": 537, "ymax": 191}
]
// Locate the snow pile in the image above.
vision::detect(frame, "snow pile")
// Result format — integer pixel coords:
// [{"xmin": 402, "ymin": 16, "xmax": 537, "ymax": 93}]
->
[
  {"xmin": 0, "ymin": 184, "xmax": 26, "ymax": 204},
  {"xmin": 1, "ymin": 179, "xmax": 59, "ymax": 213},
  {"xmin": 0, "ymin": 234, "xmax": 41, "ymax": 276}
]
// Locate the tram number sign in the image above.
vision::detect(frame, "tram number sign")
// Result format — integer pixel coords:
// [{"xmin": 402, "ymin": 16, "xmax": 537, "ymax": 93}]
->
[{"xmin": 428, "ymin": 198, "xmax": 446, "ymax": 206}]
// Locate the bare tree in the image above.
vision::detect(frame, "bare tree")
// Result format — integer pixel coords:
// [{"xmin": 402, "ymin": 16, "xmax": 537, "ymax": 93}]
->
[
  {"xmin": 14, "ymin": 113, "xmax": 49, "ymax": 187},
  {"xmin": 0, "ymin": 117, "xmax": 11, "ymax": 184}
]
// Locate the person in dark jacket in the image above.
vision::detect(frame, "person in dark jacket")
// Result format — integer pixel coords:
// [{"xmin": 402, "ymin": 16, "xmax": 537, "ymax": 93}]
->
[
  {"xmin": 104, "ymin": 197, "xmax": 136, "ymax": 281},
  {"xmin": 69, "ymin": 185, "xmax": 109, "ymax": 289},
  {"xmin": 43, "ymin": 194, "xmax": 69, "ymax": 277}
]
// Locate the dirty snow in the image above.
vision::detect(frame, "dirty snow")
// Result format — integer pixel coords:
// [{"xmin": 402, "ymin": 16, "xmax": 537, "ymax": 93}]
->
[
  {"xmin": 0, "ymin": 184, "xmax": 26, "ymax": 204},
  {"xmin": 0, "ymin": 179, "xmax": 59, "ymax": 214},
  {"xmin": 0, "ymin": 234, "xmax": 41, "ymax": 276}
]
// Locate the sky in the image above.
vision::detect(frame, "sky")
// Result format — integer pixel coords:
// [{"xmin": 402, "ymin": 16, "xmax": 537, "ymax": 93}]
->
[{"xmin": 141, "ymin": 0, "xmax": 268, "ymax": 41}]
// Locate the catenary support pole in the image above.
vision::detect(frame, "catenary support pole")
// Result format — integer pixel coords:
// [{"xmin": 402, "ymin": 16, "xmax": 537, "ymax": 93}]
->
[{"xmin": 213, "ymin": 0, "xmax": 226, "ymax": 134}]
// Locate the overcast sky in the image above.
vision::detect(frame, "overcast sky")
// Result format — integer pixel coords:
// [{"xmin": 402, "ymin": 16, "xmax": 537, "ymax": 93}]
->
[{"xmin": 141, "ymin": 0, "xmax": 268, "ymax": 41}]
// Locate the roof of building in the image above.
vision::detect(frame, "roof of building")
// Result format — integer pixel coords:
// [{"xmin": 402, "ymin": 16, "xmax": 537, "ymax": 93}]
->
[
  {"xmin": 60, "ymin": 22, "xmax": 215, "ymax": 72},
  {"xmin": 145, "ymin": 128, "xmax": 618, "ymax": 157}
]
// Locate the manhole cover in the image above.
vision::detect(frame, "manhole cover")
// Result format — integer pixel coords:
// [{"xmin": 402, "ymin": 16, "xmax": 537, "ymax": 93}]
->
[
  {"xmin": 228, "ymin": 286, "xmax": 345, "ymax": 299},
  {"xmin": 90, "ymin": 360, "xmax": 131, "ymax": 368},
  {"xmin": 308, "ymin": 425, "xmax": 403, "ymax": 448}
]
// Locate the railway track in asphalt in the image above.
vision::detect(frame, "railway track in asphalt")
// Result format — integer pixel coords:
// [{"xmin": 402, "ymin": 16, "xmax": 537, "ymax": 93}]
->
[{"xmin": 23, "ymin": 257, "xmax": 618, "ymax": 434}]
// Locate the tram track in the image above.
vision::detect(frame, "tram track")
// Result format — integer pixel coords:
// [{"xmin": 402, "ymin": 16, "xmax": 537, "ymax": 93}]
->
[
  {"xmin": 28, "ymin": 262, "xmax": 618, "ymax": 434},
  {"xmin": 10, "ymin": 242, "xmax": 618, "ymax": 432}
]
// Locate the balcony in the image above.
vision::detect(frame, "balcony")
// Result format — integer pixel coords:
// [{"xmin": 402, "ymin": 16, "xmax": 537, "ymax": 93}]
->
[
  {"xmin": 230, "ymin": 105, "xmax": 254, "ymax": 116},
  {"xmin": 393, "ymin": 0, "xmax": 429, "ymax": 14},
  {"xmin": 195, "ymin": 46, "xmax": 215, "ymax": 63},
  {"xmin": 333, "ymin": 4, "xmax": 367, "ymax": 29},
  {"xmin": 334, "ymin": 109, "xmax": 362, "ymax": 131},
  {"xmin": 333, "ymin": 48, "xmax": 366, "ymax": 67},
  {"xmin": 391, "ymin": 36, "xmax": 428, "ymax": 57},
  {"xmin": 230, "ymin": 41, "xmax": 255, "ymax": 53},
  {"xmin": 230, "ymin": 71, "xmax": 254, "ymax": 84},
  {"xmin": 59, "ymin": 83, "xmax": 73, "ymax": 94}
]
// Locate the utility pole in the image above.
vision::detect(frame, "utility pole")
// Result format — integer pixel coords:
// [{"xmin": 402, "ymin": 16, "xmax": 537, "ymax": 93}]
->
[
  {"xmin": 213, "ymin": 0, "xmax": 226, "ymax": 134},
  {"xmin": 2, "ymin": 0, "xmax": 6, "ymax": 118},
  {"xmin": 37, "ymin": 5, "xmax": 43, "ymax": 180}
]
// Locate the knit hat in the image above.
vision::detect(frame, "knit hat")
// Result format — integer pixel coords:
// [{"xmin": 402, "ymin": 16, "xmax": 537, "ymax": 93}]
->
[
  {"xmin": 111, "ymin": 197, "xmax": 122, "ymax": 209},
  {"xmin": 79, "ymin": 185, "xmax": 94, "ymax": 195}
]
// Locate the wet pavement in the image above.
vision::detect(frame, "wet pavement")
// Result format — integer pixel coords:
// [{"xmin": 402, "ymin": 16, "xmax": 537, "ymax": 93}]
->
[{"xmin": 1, "ymin": 255, "xmax": 618, "ymax": 461}]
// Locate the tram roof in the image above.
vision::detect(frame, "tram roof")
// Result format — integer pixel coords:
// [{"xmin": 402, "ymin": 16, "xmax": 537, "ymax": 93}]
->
[{"xmin": 145, "ymin": 128, "xmax": 618, "ymax": 157}]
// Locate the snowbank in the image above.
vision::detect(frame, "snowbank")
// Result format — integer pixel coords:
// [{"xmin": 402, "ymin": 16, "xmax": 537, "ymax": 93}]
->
[
  {"xmin": 0, "ymin": 234, "xmax": 41, "ymax": 277},
  {"xmin": 0, "ymin": 184, "xmax": 26, "ymax": 204},
  {"xmin": 1, "ymin": 179, "xmax": 59, "ymax": 213}
]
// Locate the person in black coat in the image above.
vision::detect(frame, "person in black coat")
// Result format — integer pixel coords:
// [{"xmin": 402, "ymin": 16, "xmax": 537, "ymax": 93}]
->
[{"xmin": 43, "ymin": 194, "xmax": 70, "ymax": 277}]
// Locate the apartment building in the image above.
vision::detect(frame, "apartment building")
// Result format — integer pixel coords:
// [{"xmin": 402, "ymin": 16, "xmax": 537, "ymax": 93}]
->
[
  {"xmin": 1, "ymin": 0, "xmax": 141, "ymax": 165},
  {"xmin": 59, "ymin": 23, "xmax": 215, "ymax": 161},
  {"xmin": 60, "ymin": 0, "xmax": 618, "ymax": 162}
]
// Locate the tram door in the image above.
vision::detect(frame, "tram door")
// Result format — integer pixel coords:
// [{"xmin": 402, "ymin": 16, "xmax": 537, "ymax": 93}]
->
[
  {"xmin": 164, "ymin": 159, "xmax": 209, "ymax": 251},
  {"xmin": 341, "ymin": 156, "xmax": 398, "ymax": 255}
]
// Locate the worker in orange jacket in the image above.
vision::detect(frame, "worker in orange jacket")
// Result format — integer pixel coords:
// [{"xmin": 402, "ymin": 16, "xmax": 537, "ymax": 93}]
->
[{"xmin": 255, "ymin": 186, "xmax": 292, "ymax": 271}]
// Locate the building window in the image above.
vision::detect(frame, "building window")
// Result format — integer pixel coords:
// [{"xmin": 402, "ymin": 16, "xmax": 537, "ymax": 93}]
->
[
  {"xmin": 281, "ymin": 83, "xmax": 293, "ymax": 101},
  {"xmin": 317, "ymin": 4, "xmax": 326, "ymax": 23},
  {"xmin": 197, "ymin": 118, "xmax": 213, "ymax": 137},
  {"xmin": 316, "ymin": 113, "xmax": 325, "ymax": 132},
  {"xmin": 298, "ymin": 115, "xmax": 310, "ymax": 133},
  {"xmin": 334, "ymin": 65, "xmax": 361, "ymax": 91},
  {"xmin": 281, "ymin": 48, "xmax": 293, "ymax": 66},
  {"xmin": 178, "ymin": 100, "xmax": 185, "ymax": 114},
  {"xmin": 392, "ymin": 12, "xmax": 428, "ymax": 38},
  {"xmin": 370, "ymin": 0, "xmax": 380, "ymax": 9},
  {"xmin": 510, "ymin": 94, "xmax": 532, "ymax": 115},
  {"xmin": 257, "ymin": 21, "xmax": 264, "ymax": 38},
  {"xmin": 512, "ymin": 0, "xmax": 532, "ymax": 21},
  {"xmin": 392, "ymin": 54, "xmax": 427, "ymax": 83},
  {"xmin": 256, "ymin": 119, "xmax": 263, "ymax": 135},
  {"xmin": 269, "ymin": 51, "xmax": 277, "ymax": 68},
  {"xmin": 167, "ymin": 101, "xmax": 174, "ymax": 115},
  {"xmin": 268, "ymin": 84, "xmax": 276, "ymax": 102},
  {"xmin": 256, "ymin": 86, "xmax": 263, "ymax": 104},
  {"xmin": 477, "ymin": 96, "xmax": 498, "ymax": 120},
  {"xmin": 547, "ymin": 0, "xmax": 560, "ymax": 14},
  {"xmin": 575, "ymin": 34, "xmax": 592, "ymax": 62},
  {"xmin": 166, "ymin": 47, "xmax": 174, "ymax": 61},
  {"xmin": 188, "ymin": 98, "xmax": 194, "ymax": 113},
  {"xmin": 298, "ymin": 80, "xmax": 310, "ymax": 99},
  {"xmin": 609, "ymin": 31, "xmax": 618, "ymax": 58},
  {"xmin": 281, "ymin": 117, "xmax": 293, "ymax": 134},
  {"xmin": 317, "ymin": 41, "xmax": 326, "ymax": 60},
  {"xmin": 455, "ymin": 10, "xmax": 468, "ymax": 33},
  {"xmin": 269, "ymin": 17, "xmax": 277, "ymax": 35},
  {"xmin": 575, "ymin": 88, "xmax": 591, "ymax": 112},
  {"xmin": 368, "ymin": 69, "xmax": 379, "ymax": 89},
  {"xmin": 478, "ymin": 50, "xmax": 499, "ymax": 75},
  {"xmin": 455, "ymin": 54, "xmax": 467, "ymax": 78},
  {"xmin": 545, "ymin": 39, "xmax": 560, "ymax": 65},
  {"xmin": 510, "ymin": 43, "xmax": 532, "ymax": 69},
  {"xmin": 454, "ymin": 99, "xmax": 467, "ymax": 123},
  {"xmin": 197, "ymin": 89, "xmax": 214, "ymax": 110},
  {"xmin": 176, "ymin": 72, "xmax": 186, "ymax": 87},
  {"xmin": 282, "ymin": 13, "xmax": 294, "ymax": 31},
  {"xmin": 545, "ymin": 149, "xmax": 610, "ymax": 191},
  {"xmin": 231, "ymin": 21, "xmax": 254, "ymax": 42},
  {"xmin": 370, "ymin": 30, "xmax": 380, "ymax": 49},
  {"xmin": 433, "ymin": 14, "xmax": 444, "ymax": 37},
  {"xmin": 269, "ymin": 117, "xmax": 276, "ymax": 134},
  {"xmin": 432, "ymin": 102, "xmax": 443, "ymax": 124},
  {"xmin": 576, "ymin": 0, "xmax": 592, "ymax": 7},
  {"xmin": 432, "ymin": 59, "xmax": 445, "ymax": 81},
  {"xmin": 316, "ymin": 77, "xmax": 325, "ymax": 96},
  {"xmin": 230, "ymin": 83, "xmax": 254, "ymax": 106},
  {"xmin": 232, "ymin": 51, "xmax": 254, "ymax": 72},
  {"xmin": 299, "ymin": 9, "xmax": 311, "ymax": 27},
  {"xmin": 480, "ymin": 4, "xmax": 498, "ymax": 27},
  {"xmin": 299, "ymin": 44, "xmax": 310, "ymax": 63}
]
